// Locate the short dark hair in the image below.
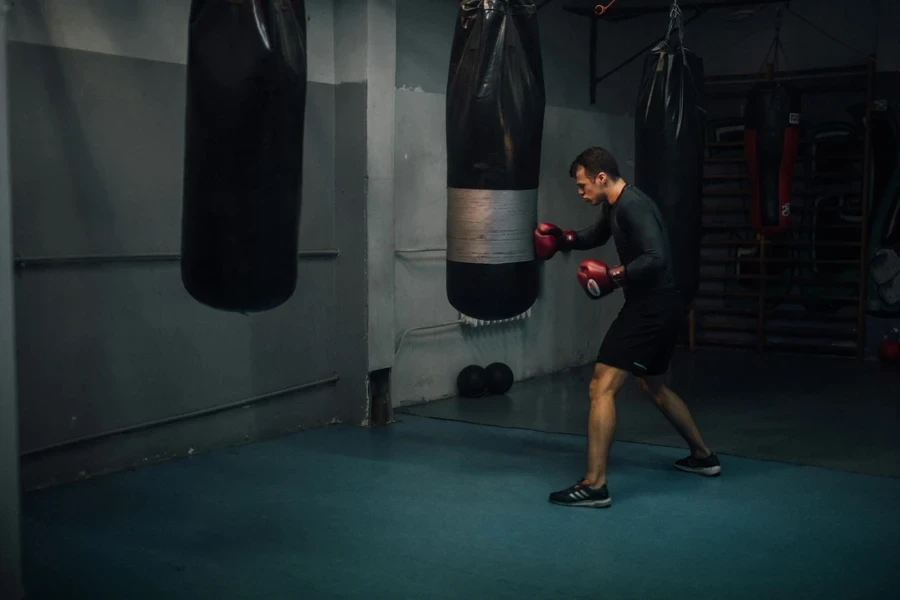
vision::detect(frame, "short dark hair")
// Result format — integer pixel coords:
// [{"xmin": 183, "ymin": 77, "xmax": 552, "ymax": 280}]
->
[{"xmin": 569, "ymin": 147, "xmax": 621, "ymax": 180}]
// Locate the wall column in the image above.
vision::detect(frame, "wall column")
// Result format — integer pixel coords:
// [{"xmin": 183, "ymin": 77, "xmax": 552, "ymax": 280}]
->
[{"xmin": 0, "ymin": 1, "xmax": 24, "ymax": 597}]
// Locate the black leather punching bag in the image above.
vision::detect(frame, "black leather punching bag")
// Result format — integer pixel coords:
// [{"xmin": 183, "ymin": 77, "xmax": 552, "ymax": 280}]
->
[
  {"xmin": 744, "ymin": 81, "xmax": 801, "ymax": 234},
  {"xmin": 634, "ymin": 24, "xmax": 706, "ymax": 306},
  {"xmin": 182, "ymin": 0, "xmax": 307, "ymax": 313},
  {"xmin": 445, "ymin": 0, "xmax": 546, "ymax": 321}
]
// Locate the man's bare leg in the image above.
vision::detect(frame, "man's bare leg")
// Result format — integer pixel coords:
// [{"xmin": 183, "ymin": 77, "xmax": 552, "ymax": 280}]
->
[
  {"xmin": 637, "ymin": 375, "xmax": 711, "ymax": 457},
  {"xmin": 585, "ymin": 363, "xmax": 629, "ymax": 488},
  {"xmin": 637, "ymin": 375, "xmax": 721, "ymax": 476},
  {"xmin": 548, "ymin": 363, "xmax": 628, "ymax": 508}
]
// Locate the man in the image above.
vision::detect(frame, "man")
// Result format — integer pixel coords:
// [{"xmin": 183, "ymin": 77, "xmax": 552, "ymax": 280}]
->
[{"xmin": 533, "ymin": 146, "xmax": 720, "ymax": 508}]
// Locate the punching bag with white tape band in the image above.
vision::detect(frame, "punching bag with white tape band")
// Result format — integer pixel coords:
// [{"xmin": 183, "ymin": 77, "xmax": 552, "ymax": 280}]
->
[{"xmin": 445, "ymin": 0, "xmax": 546, "ymax": 321}]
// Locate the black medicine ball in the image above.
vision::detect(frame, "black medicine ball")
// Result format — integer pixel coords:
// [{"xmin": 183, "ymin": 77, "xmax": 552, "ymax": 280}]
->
[
  {"xmin": 485, "ymin": 362, "xmax": 514, "ymax": 395},
  {"xmin": 457, "ymin": 364, "xmax": 488, "ymax": 398}
]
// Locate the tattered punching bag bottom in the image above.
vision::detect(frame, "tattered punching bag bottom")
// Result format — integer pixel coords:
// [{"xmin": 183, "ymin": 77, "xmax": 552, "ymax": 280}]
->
[{"xmin": 446, "ymin": 188, "xmax": 539, "ymax": 320}]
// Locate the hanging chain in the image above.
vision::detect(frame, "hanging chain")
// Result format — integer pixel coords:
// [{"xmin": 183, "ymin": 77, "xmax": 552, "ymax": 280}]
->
[
  {"xmin": 664, "ymin": 0, "xmax": 686, "ymax": 58},
  {"xmin": 760, "ymin": 5, "xmax": 784, "ymax": 73},
  {"xmin": 664, "ymin": 2, "xmax": 684, "ymax": 44},
  {"xmin": 773, "ymin": 5, "xmax": 783, "ymax": 71}
]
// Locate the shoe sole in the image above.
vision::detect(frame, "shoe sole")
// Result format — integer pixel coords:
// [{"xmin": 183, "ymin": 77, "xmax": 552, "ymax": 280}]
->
[
  {"xmin": 549, "ymin": 498, "xmax": 612, "ymax": 508},
  {"xmin": 675, "ymin": 464, "xmax": 722, "ymax": 476}
]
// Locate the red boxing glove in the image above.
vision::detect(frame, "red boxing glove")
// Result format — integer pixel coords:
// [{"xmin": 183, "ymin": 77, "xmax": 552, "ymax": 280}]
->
[
  {"xmin": 534, "ymin": 223, "xmax": 561, "ymax": 260},
  {"xmin": 577, "ymin": 259, "xmax": 625, "ymax": 299},
  {"xmin": 534, "ymin": 223, "xmax": 577, "ymax": 260}
]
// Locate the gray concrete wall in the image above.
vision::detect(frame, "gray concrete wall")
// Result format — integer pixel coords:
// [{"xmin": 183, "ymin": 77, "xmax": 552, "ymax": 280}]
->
[
  {"xmin": 1, "ymin": 3, "xmax": 23, "ymax": 598},
  {"xmin": 389, "ymin": 0, "xmax": 900, "ymax": 404},
  {"xmin": 685, "ymin": 0, "xmax": 880, "ymax": 74},
  {"xmin": 9, "ymin": 0, "xmax": 368, "ymax": 490},
  {"xmin": 363, "ymin": 0, "xmax": 397, "ymax": 373},
  {"xmin": 876, "ymin": 0, "xmax": 900, "ymax": 72},
  {"xmin": 8, "ymin": 0, "xmax": 900, "ymax": 491},
  {"xmin": 391, "ymin": 0, "xmax": 634, "ymax": 406}
]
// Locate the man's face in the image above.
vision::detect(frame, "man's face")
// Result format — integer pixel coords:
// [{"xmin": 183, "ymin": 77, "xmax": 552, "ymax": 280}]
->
[{"xmin": 574, "ymin": 166, "xmax": 608, "ymax": 205}]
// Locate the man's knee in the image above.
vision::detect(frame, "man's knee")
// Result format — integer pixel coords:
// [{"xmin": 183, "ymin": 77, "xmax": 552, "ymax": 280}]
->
[
  {"xmin": 637, "ymin": 376, "xmax": 666, "ymax": 405},
  {"xmin": 590, "ymin": 363, "xmax": 627, "ymax": 403}
]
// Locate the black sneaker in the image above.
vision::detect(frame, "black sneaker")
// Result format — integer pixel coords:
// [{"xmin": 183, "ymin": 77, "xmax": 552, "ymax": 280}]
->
[
  {"xmin": 674, "ymin": 452, "xmax": 722, "ymax": 476},
  {"xmin": 549, "ymin": 479, "xmax": 612, "ymax": 508}
]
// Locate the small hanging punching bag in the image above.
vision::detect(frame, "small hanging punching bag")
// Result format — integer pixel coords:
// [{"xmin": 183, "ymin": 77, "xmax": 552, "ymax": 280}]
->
[
  {"xmin": 634, "ymin": 6, "xmax": 706, "ymax": 306},
  {"xmin": 181, "ymin": 0, "xmax": 307, "ymax": 313},
  {"xmin": 744, "ymin": 81, "xmax": 801, "ymax": 234},
  {"xmin": 445, "ymin": 0, "xmax": 546, "ymax": 321}
]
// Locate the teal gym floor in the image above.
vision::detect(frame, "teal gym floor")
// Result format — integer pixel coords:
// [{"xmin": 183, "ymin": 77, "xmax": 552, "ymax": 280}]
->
[
  {"xmin": 22, "ymin": 400, "xmax": 900, "ymax": 598},
  {"xmin": 404, "ymin": 348, "xmax": 900, "ymax": 478}
]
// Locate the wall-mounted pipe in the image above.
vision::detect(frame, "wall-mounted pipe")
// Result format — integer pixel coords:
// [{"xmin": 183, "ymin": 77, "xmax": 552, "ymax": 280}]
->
[
  {"xmin": 394, "ymin": 248, "xmax": 447, "ymax": 262},
  {"xmin": 564, "ymin": 0, "xmax": 784, "ymax": 21},
  {"xmin": 21, "ymin": 375, "xmax": 340, "ymax": 458},
  {"xmin": 14, "ymin": 249, "xmax": 339, "ymax": 270},
  {"xmin": 394, "ymin": 320, "xmax": 465, "ymax": 357},
  {"xmin": 394, "ymin": 248, "xmax": 446, "ymax": 254}
]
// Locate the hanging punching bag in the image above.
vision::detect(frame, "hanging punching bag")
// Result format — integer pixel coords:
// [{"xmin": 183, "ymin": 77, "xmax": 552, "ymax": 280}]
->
[
  {"xmin": 744, "ymin": 81, "xmax": 801, "ymax": 234},
  {"xmin": 181, "ymin": 0, "xmax": 307, "ymax": 313},
  {"xmin": 445, "ymin": 0, "xmax": 546, "ymax": 321},
  {"xmin": 634, "ymin": 11, "xmax": 706, "ymax": 306}
]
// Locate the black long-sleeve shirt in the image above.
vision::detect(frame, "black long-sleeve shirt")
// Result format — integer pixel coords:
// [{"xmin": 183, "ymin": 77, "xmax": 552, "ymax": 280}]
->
[{"xmin": 572, "ymin": 184, "xmax": 676, "ymax": 298}]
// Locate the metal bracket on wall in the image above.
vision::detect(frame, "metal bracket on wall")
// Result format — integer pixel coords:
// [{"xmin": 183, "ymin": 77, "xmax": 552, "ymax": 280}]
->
[
  {"xmin": 562, "ymin": 0, "xmax": 787, "ymax": 105},
  {"xmin": 13, "ymin": 250, "xmax": 340, "ymax": 270}
]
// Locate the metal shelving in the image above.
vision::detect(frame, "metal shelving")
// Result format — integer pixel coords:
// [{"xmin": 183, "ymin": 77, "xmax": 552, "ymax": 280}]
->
[{"xmin": 687, "ymin": 58, "xmax": 877, "ymax": 358}]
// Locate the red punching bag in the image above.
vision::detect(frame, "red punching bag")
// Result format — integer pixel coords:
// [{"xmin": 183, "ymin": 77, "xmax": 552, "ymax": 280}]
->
[
  {"xmin": 744, "ymin": 81, "xmax": 801, "ymax": 234},
  {"xmin": 879, "ymin": 329, "xmax": 900, "ymax": 364},
  {"xmin": 879, "ymin": 339, "xmax": 900, "ymax": 363}
]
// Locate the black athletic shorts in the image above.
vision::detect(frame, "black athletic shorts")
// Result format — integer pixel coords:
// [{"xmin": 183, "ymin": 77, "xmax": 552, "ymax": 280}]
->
[{"xmin": 596, "ymin": 287, "xmax": 684, "ymax": 377}]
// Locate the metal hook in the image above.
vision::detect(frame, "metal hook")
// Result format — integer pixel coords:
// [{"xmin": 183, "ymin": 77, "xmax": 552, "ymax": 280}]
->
[{"xmin": 594, "ymin": 0, "xmax": 617, "ymax": 16}]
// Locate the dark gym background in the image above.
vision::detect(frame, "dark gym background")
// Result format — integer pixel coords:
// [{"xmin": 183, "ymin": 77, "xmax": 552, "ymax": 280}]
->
[{"xmin": 2, "ymin": 1, "xmax": 899, "ymax": 599}]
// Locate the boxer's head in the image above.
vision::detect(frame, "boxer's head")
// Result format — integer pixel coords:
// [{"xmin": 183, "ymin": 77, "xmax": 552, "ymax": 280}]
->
[{"xmin": 569, "ymin": 147, "xmax": 623, "ymax": 206}]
